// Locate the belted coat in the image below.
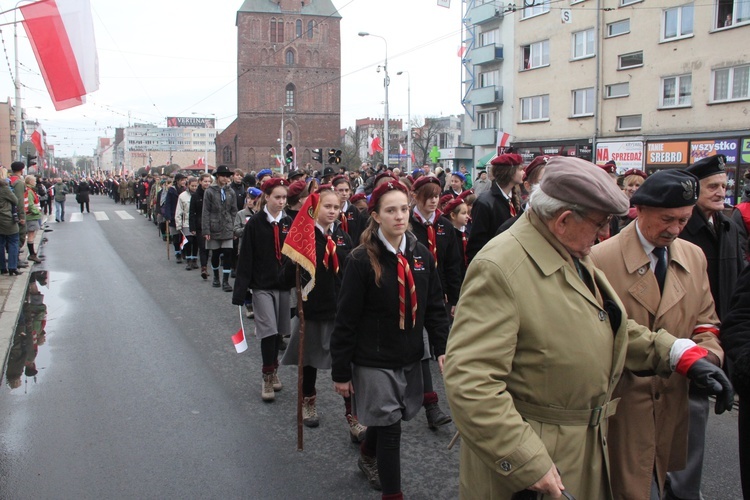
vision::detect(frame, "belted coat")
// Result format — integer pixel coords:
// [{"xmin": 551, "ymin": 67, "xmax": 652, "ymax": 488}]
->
[
  {"xmin": 590, "ymin": 222, "xmax": 721, "ymax": 499},
  {"xmin": 445, "ymin": 210, "xmax": 679, "ymax": 500}
]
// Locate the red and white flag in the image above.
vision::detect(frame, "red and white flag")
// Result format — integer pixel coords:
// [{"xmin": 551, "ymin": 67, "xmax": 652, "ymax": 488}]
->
[
  {"xmin": 196, "ymin": 157, "xmax": 205, "ymax": 167},
  {"xmin": 31, "ymin": 128, "xmax": 44, "ymax": 157},
  {"xmin": 497, "ymin": 131, "xmax": 511, "ymax": 149},
  {"xmin": 20, "ymin": 0, "xmax": 99, "ymax": 111},
  {"xmin": 232, "ymin": 305, "xmax": 249, "ymax": 353},
  {"xmin": 399, "ymin": 143, "xmax": 406, "ymax": 155},
  {"xmin": 368, "ymin": 136, "xmax": 382, "ymax": 156}
]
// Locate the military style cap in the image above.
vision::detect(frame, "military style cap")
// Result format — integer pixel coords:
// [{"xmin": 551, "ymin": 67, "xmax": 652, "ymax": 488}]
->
[
  {"xmin": 490, "ymin": 153, "xmax": 523, "ymax": 166},
  {"xmin": 368, "ymin": 180, "xmax": 408, "ymax": 213},
  {"xmin": 524, "ymin": 155, "xmax": 550, "ymax": 181},
  {"xmin": 412, "ymin": 175, "xmax": 440, "ymax": 192},
  {"xmin": 686, "ymin": 154, "xmax": 727, "ymax": 180},
  {"xmin": 262, "ymin": 177, "xmax": 289, "ymax": 194},
  {"xmin": 540, "ymin": 156, "xmax": 629, "ymax": 216},
  {"xmin": 630, "ymin": 169, "xmax": 699, "ymax": 208}
]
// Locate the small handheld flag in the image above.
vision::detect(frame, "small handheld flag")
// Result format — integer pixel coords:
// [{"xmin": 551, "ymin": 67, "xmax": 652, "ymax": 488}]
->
[{"xmin": 232, "ymin": 306, "xmax": 248, "ymax": 353}]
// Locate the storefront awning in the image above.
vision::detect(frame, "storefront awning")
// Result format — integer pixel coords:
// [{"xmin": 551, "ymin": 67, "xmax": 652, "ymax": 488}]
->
[{"xmin": 475, "ymin": 151, "xmax": 496, "ymax": 168}]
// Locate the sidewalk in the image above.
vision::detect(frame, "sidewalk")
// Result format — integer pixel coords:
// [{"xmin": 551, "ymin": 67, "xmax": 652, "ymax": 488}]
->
[{"xmin": 0, "ymin": 222, "xmax": 47, "ymax": 372}]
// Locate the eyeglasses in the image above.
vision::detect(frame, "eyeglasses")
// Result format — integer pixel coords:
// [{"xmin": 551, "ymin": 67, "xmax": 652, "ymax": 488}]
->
[{"xmin": 579, "ymin": 213, "xmax": 613, "ymax": 232}]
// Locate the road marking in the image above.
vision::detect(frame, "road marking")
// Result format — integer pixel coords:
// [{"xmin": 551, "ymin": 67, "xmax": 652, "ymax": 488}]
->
[
  {"xmin": 69, "ymin": 213, "xmax": 83, "ymax": 222},
  {"xmin": 94, "ymin": 212, "xmax": 109, "ymax": 221},
  {"xmin": 115, "ymin": 211, "xmax": 134, "ymax": 220}
]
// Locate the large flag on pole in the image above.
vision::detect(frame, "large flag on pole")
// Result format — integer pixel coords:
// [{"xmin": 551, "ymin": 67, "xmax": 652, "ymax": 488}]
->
[
  {"xmin": 20, "ymin": 0, "xmax": 99, "ymax": 111},
  {"xmin": 281, "ymin": 192, "xmax": 319, "ymax": 300},
  {"xmin": 30, "ymin": 127, "xmax": 44, "ymax": 157}
]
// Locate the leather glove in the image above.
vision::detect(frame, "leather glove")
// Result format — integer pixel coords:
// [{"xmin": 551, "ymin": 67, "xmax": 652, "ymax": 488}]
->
[{"xmin": 686, "ymin": 358, "xmax": 735, "ymax": 414}]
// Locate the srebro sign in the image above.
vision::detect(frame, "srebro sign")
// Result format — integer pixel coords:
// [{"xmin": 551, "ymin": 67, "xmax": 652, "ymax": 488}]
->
[{"xmin": 646, "ymin": 142, "xmax": 688, "ymax": 165}]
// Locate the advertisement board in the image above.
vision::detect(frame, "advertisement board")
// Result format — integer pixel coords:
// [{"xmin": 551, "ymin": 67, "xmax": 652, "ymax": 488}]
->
[
  {"xmin": 595, "ymin": 141, "xmax": 644, "ymax": 173},
  {"xmin": 741, "ymin": 137, "xmax": 750, "ymax": 165},
  {"xmin": 689, "ymin": 139, "xmax": 739, "ymax": 164},
  {"xmin": 645, "ymin": 142, "xmax": 688, "ymax": 166},
  {"xmin": 166, "ymin": 116, "xmax": 215, "ymax": 128}
]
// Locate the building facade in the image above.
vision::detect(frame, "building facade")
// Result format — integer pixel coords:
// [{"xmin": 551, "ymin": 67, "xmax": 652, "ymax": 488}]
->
[{"xmin": 215, "ymin": 0, "xmax": 342, "ymax": 174}]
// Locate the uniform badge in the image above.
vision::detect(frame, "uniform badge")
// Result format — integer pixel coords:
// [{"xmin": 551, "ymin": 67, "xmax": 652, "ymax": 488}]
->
[
  {"xmin": 681, "ymin": 180, "xmax": 696, "ymax": 201},
  {"xmin": 413, "ymin": 256, "xmax": 425, "ymax": 271}
]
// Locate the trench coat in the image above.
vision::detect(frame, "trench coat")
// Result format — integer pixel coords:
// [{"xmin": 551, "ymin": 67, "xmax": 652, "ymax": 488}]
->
[
  {"xmin": 444, "ymin": 210, "xmax": 678, "ymax": 500},
  {"xmin": 590, "ymin": 222, "xmax": 721, "ymax": 499}
]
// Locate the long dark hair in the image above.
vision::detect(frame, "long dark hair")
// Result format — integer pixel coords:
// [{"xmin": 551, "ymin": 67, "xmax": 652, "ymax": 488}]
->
[{"xmin": 360, "ymin": 217, "xmax": 384, "ymax": 286}]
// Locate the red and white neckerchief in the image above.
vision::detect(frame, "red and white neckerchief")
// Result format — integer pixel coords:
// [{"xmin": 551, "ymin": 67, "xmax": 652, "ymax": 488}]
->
[
  {"xmin": 339, "ymin": 211, "xmax": 349, "ymax": 234},
  {"xmin": 396, "ymin": 252, "xmax": 417, "ymax": 330},
  {"xmin": 265, "ymin": 207, "xmax": 283, "ymax": 264},
  {"xmin": 323, "ymin": 234, "xmax": 339, "ymax": 274},
  {"xmin": 412, "ymin": 209, "xmax": 438, "ymax": 265},
  {"xmin": 460, "ymin": 229, "xmax": 468, "ymax": 268}
]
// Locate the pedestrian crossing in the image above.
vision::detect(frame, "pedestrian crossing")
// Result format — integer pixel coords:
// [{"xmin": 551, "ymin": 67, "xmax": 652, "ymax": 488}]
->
[{"xmin": 64, "ymin": 210, "xmax": 140, "ymax": 222}]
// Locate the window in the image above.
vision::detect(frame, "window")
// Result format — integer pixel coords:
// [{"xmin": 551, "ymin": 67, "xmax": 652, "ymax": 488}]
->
[
  {"xmin": 307, "ymin": 20, "xmax": 315, "ymax": 39},
  {"xmin": 607, "ymin": 19, "xmax": 630, "ymax": 37},
  {"xmin": 222, "ymin": 146, "xmax": 233, "ymax": 163},
  {"xmin": 477, "ymin": 111, "xmax": 496, "ymax": 129},
  {"xmin": 618, "ymin": 51, "xmax": 643, "ymax": 69},
  {"xmin": 572, "ymin": 88, "xmax": 595, "ymax": 116},
  {"xmin": 663, "ymin": 4, "xmax": 694, "ymax": 40},
  {"xmin": 296, "ymin": 19, "xmax": 302, "ymax": 38},
  {"xmin": 270, "ymin": 18, "xmax": 284, "ymax": 43},
  {"xmin": 620, "ymin": 0, "xmax": 641, "ymax": 5},
  {"xmin": 520, "ymin": 95, "xmax": 550, "ymax": 122},
  {"xmin": 716, "ymin": 0, "xmax": 750, "ymax": 28},
  {"xmin": 617, "ymin": 115, "xmax": 642, "ymax": 130},
  {"xmin": 285, "ymin": 49, "xmax": 294, "ymax": 66},
  {"xmin": 572, "ymin": 29, "xmax": 595, "ymax": 59},
  {"xmin": 285, "ymin": 83, "xmax": 295, "ymax": 107},
  {"xmin": 479, "ymin": 29, "xmax": 498, "ymax": 46},
  {"xmin": 521, "ymin": 0, "xmax": 550, "ymax": 19},
  {"xmin": 606, "ymin": 82, "xmax": 630, "ymax": 98},
  {"xmin": 661, "ymin": 75, "xmax": 692, "ymax": 107},
  {"xmin": 522, "ymin": 40, "xmax": 549, "ymax": 70},
  {"xmin": 712, "ymin": 65, "xmax": 750, "ymax": 102},
  {"xmin": 479, "ymin": 70, "xmax": 498, "ymax": 87}
]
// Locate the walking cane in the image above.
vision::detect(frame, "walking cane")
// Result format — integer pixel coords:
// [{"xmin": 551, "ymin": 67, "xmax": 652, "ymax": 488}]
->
[{"xmin": 296, "ymin": 264, "xmax": 306, "ymax": 451}]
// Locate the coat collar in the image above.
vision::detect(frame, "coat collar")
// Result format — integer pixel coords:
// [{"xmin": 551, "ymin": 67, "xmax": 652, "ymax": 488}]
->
[{"xmin": 620, "ymin": 222, "xmax": 691, "ymax": 276}]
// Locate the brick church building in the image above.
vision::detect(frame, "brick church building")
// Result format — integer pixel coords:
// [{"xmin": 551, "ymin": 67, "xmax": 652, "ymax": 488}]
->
[{"xmin": 215, "ymin": 0, "xmax": 341, "ymax": 173}]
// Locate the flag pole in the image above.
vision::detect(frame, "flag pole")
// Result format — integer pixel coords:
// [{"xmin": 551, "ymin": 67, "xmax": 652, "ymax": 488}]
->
[{"xmin": 296, "ymin": 263, "xmax": 306, "ymax": 451}]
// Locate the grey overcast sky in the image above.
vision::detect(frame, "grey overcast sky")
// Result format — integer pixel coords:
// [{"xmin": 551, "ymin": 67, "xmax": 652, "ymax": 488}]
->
[{"xmin": 0, "ymin": 0, "xmax": 464, "ymax": 157}]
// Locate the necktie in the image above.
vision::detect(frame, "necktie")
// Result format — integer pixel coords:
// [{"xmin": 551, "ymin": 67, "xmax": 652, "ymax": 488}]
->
[
  {"xmin": 339, "ymin": 211, "xmax": 349, "ymax": 234},
  {"xmin": 221, "ymin": 188, "xmax": 226, "ymax": 202},
  {"xmin": 653, "ymin": 247, "xmax": 667, "ymax": 293},
  {"xmin": 414, "ymin": 212, "xmax": 438, "ymax": 265},
  {"xmin": 272, "ymin": 222, "xmax": 282, "ymax": 264},
  {"xmin": 508, "ymin": 199, "xmax": 517, "ymax": 217},
  {"xmin": 462, "ymin": 232, "xmax": 468, "ymax": 268},
  {"xmin": 323, "ymin": 235, "xmax": 339, "ymax": 274},
  {"xmin": 396, "ymin": 252, "xmax": 417, "ymax": 330}
]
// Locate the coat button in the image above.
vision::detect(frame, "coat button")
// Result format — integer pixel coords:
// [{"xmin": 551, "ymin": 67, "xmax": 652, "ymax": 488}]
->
[
  {"xmin": 638, "ymin": 266, "xmax": 647, "ymax": 275},
  {"xmin": 500, "ymin": 461, "xmax": 512, "ymax": 472},
  {"xmin": 598, "ymin": 310, "xmax": 606, "ymax": 321}
]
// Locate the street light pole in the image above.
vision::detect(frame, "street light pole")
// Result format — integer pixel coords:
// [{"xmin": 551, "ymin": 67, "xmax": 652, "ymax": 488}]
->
[
  {"xmin": 397, "ymin": 71, "xmax": 411, "ymax": 172},
  {"xmin": 359, "ymin": 32, "xmax": 389, "ymax": 168}
]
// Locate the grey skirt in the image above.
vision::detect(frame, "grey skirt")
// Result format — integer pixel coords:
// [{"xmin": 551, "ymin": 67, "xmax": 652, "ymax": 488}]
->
[
  {"xmin": 280, "ymin": 319, "xmax": 334, "ymax": 369},
  {"xmin": 352, "ymin": 361, "xmax": 423, "ymax": 427},
  {"xmin": 206, "ymin": 238, "xmax": 233, "ymax": 250},
  {"xmin": 251, "ymin": 289, "xmax": 291, "ymax": 339}
]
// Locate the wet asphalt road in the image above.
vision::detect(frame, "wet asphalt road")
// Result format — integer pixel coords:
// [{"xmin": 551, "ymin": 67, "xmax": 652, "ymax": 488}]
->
[{"xmin": 0, "ymin": 196, "xmax": 744, "ymax": 499}]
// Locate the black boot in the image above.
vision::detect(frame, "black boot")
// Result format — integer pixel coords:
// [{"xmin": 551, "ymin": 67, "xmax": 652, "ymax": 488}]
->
[
  {"xmin": 212, "ymin": 269, "xmax": 221, "ymax": 288},
  {"xmin": 425, "ymin": 402, "xmax": 452, "ymax": 430},
  {"xmin": 175, "ymin": 253, "xmax": 182, "ymax": 264},
  {"xmin": 222, "ymin": 272, "xmax": 233, "ymax": 292}
]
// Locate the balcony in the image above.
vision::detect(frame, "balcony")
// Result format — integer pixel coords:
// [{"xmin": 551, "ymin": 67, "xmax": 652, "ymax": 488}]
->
[
  {"xmin": 468, "ymin": 85, "xmax": 503, "ymax": 106},
  {"xmin": 468, "ymin": 2, "xmax": 504, "ymax": 25},
  {"xmin": 469, "ymin": 128, "xmax": 497, "ymax": 146},
  {"xmin": 471, "ymin": 44, "xmax": 503, "ymax": 66}
]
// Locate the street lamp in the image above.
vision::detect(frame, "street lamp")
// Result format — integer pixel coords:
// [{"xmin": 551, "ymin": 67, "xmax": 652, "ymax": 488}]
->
[
  {"xmin": 359, "ymin": 32, "xmax": 389, "ymax": 167},
  {"xmin": 397, "ymin": 71, "xmax": 411, "ymax": 172}
]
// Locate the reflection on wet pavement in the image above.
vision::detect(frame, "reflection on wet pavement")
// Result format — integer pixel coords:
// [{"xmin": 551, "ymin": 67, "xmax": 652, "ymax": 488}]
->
[{"xmin": 4, "ymin": 271, "xmax": 48, "ymax": 392}]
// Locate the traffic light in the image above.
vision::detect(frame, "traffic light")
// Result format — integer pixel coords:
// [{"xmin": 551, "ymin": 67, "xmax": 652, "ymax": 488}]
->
[
  {"xmin": 27, "ymin": 154, "xmax": 37, "ymax": 169},
  {"xmin": 327, "ymin": 149, "xmax": 341, "ymax": 165},
  {"xmin": 285, "ymin": 144, "xmax": 294, "ymax": 165},
  {"xmin": 312, "ymin": 148, "xmax": 323, "ymax": 163}
]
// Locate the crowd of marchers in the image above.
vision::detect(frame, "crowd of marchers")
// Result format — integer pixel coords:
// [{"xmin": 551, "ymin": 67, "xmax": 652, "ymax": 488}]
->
[{"xmin": 82, "ymin": 153, "xmax": 750, "ymax": 500}]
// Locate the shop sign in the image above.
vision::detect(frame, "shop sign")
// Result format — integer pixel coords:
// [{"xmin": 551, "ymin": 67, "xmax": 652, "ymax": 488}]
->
[
  {"xmin": 646, "ymin": 142, "xmax": 688, "ymax": 165},
  {"xmin": 741, "ymin": 138, "xmax": 750, "ymax": 165},
  {"xmin": 595, "ymin": 141, "xmax": 643, "ymax": 173},
  {"xmin": 689, "ymin": 139, "xmax": 738, "ymax": 164}
]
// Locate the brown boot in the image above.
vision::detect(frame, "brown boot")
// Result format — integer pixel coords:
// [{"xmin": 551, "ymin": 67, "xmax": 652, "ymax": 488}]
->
[
  {"xmin": 302, "ymin": 396, "xmax": 319, "ymax": 428},
  {"xmin": 261, "ymin": 373, "xmax": 275, "ymax": 402},
  {"xmin": 346, "ymin": 413, "xmax": 367, "ymax": 443},
  {"xmin": 200, "ymin": 266, "xmax": 208, "ymax": 280}
]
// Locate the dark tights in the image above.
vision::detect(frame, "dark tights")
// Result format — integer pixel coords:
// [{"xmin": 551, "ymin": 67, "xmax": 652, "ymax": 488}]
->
[
  {"xmin": 211, "ymin": 247, "xmax": 233, "ymax": 271},
  {"xmin": 260, "ymin": 335, "xmax": 279, "ymax": 371},
  {"xmin": 302, "ymin": 365, "xmax": 317, "ymax": 397},
  {"xmin": 421, "ymin": 359, "xmax": 434, "ymax": 393},
  {"xmin": 362, "ymin": 421, "xmax": 402, "ymax": 495}
]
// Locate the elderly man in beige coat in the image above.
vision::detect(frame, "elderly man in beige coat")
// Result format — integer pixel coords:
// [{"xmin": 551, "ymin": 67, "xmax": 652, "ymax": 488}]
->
[
  {"xmin": 444, "ymin": 157, "xmax": 734, "ymax": 500},
  {"xmin": 590, "ymin": 169, "xmax": 722, "ymax": 499}
]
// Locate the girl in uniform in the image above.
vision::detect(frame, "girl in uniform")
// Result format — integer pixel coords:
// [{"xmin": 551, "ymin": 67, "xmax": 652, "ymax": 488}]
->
[
  {"xmin": 443, "ymin": 195, "xmax": 470, "ymax": 281},
  {"xmin": 280, "ymin": 186, "xmax": 364, "ymax": 441},
  {"xmin": 331, "ymin": 181, "xmax": 449, "ymax": 499},
  {"xmin": 232, "ymin": 178, "xmax": 292, "ymax": 402}
]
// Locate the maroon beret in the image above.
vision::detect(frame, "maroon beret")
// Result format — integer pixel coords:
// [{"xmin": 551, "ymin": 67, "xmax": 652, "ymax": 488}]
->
[
  {"xmin": 331, "ymin": 175, "xmax": 350, "ymax": 187},
  {"xmin": 411, "ymin": 175, "xmax": 441, "ymax": 192},
  {"xmin": 350, "ymin": 193, "xmax": 366, "ymax": 204},
  {"xmin": 375, "ymin": 171, "xmax": 399, "ymax": 184},
  {"xmin": 621, "ymin": 168, "xmax": 647, "ymax": 180},
  {"xmin": 315, "ymin": 183, "xmax": 335, "ymax": 194},
  {"xmin": 264, "ymin": 177, "xmax": 290, "ymax": 195},
  {"xmin": 523, "ymin": 155, "xmax": 550, "ymax": 182},
  {"xmin": 490, "ymin": 153, "xmax": 524, "ymax": 166},
  {"xmin": 439, "ymin": 193, "xmax": 455, "ymax": 209},
  {"xmin": 598, "ymin": 162, "xmax": 617, "ymax": 175},
  {"xmin": 368, "ymin": 180, "xmax": 408, "ymax": 213},
  {"xmin": 443, "ymin": 196, "xmax": 467, "ymax": 215}
]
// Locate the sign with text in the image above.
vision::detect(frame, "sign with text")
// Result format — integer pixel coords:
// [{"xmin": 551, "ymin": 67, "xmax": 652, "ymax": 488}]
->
[
  {"xmin": 166, "ymin": 116, "xmax": 215, "ymax": 128},
  {"xmin": 646, "ymin": 142, "xmax": 688, "ymax": 165},
  {"xmin": 689, "ymin": 139, "xmax": 739, "ymax": 164},
  {"xmin": 741, "ymin": 137, "xmax": 750, "ymax": 165},
  {"xmin": 595, "ymin": 141, "xmax": 643, "ymax": 173}
]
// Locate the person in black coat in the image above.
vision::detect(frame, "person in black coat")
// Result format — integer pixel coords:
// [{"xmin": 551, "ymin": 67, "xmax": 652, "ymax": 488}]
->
[
  {"xmin": 720, "ymin": 260, "xmax": 750, "ymax": 500},
  {"xmin": 280, "ymin": 187, "xmax": 356, "ymax": 433},
  {"xmin": 668, "ymin": 155, "xmax": 747, "ymax": 499},
  {"xmin": 189, "ymin": 173, "xmax": 212, "ymax": 279},
  {"xmin": 165, "ymin": 173, "xmax": 187, "ymax": 263},
  {"xmin": 332, "ymin": 175, "xmax": 365, "ymax": 246},
  {"xmin": 76, "ymin": 179, "xmax": 91, "ymax": 213},
  {"xmin": 331, "ymin": 180, "xmax": 449, "ymax": 497},
  {"xmin": 466, "ymin": 153, "xmax": 524, "ymax": 263}
]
